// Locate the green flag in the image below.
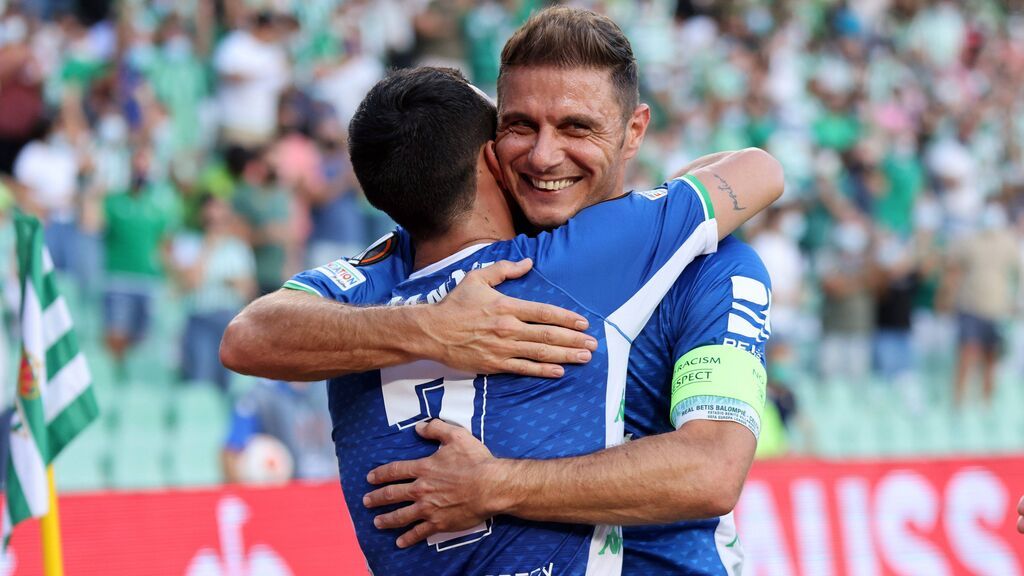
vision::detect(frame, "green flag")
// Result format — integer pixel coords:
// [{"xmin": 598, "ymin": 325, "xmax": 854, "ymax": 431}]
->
[{"xmin": 3, "ymin": 212, "xmax": 99, "ymax": 545}]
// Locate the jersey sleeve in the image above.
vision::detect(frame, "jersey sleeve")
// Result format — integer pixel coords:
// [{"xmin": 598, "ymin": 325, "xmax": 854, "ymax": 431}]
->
[
  {"xmin": 282, "ymin": 229, "xmax": 414, "ymax": 305},
  {"xmin": 664, "ymin": 237, "xmax": 771, "ymax": 440},
  {"xmin": 521, "ymin": 175, "xmax": 718, "ymax": 316}
]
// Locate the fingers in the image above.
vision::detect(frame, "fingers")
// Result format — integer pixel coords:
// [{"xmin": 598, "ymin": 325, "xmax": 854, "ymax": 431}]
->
[
  {"xmin": 501, "ymin": 358, "xmax": 565, "ymax": 378},
  {"xmin": 363, "ymin": 481, "xmax": 415, "ymax": 509},
  {"xmin": 367, "ymin": 458, "xmax": 423, "ymax": 485},
  {"xmin": 414, "ymin": 419, "xmax": 464, "ymax": 443},
  {"xmin": 512, "ymin": 341, "xmax": 591, "ymax": 366},
  {"xmin": 373, "ymin": 503, "xmax": 423, "ymax": 530},
  {"xmin": 396, "ymin": 521, "xmax": 436, "ymax": 549},
  {"xmin": 507, "ymin": 298, "xmax": 590, "ymax": 331},
  {"xmin": 472, "ymin": 259, "xmax": 534, "ymax": 287},
  {"xmin": 515, "ymin": 323, "xmax": 597, "ymax": 353}
]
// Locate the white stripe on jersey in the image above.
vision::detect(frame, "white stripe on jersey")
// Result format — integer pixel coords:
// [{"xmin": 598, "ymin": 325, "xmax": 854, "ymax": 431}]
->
[{"xmin": 585, "ymin": 217, "xmax": 718, "ymax": 576}]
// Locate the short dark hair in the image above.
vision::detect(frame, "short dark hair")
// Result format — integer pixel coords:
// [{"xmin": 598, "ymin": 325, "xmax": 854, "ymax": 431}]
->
[
  {"xmin": 498, "ymin": 6, "xmax": 639, "ymax": 120},
  {"xmin": 348, "ymin": 67, "xmax": 497, "ymax": 240}
]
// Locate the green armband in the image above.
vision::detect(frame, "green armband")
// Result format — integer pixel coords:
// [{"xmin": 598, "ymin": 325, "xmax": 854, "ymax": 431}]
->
[{"xmin": 669, "ymin": 344, "xmax": 767, "ymax": 439}]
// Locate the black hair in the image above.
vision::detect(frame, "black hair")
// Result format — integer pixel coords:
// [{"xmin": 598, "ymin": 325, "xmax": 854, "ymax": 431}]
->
[{"xmin": 348, "ymin": 67, "xmax": 497, "ymax": 240}]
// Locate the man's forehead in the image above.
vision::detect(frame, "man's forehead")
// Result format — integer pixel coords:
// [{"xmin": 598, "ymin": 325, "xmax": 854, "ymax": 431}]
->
[{"xmin": 497, "ymin": 66, "xmax": 621, "ymax": 122}]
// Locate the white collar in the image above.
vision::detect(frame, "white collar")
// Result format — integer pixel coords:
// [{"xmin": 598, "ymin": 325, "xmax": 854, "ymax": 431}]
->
[{"xmin": 409, "ymin": 243, "xmax": 494, "ymax": 280}]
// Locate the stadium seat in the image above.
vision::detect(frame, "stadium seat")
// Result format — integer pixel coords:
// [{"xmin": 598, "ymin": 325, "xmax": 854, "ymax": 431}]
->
[
  {"xmin": 55, "ymin": 421, "xmax": 109, "ymax": 492},
  {"xmin": 109, "ymin": 428, "xmax": 168, "ymax": 489},
  {"xmin": 166, "ymin": 385, "xmax": 228, "ymax": 486}
]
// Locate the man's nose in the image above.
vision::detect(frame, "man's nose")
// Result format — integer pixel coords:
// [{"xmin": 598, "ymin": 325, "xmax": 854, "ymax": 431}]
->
[{"xmin": 526, "ymin": 127, "xmax": 566, "ymax": 173}]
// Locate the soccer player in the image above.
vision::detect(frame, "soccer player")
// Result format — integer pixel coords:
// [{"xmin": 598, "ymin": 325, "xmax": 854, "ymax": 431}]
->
[
  {"xmin": 222, "ymin": 7, "xmax": 776, "ymax": 574},
  {"xmin": 313, "ymin": 65, "xmax": 774, "ymax": 574}
]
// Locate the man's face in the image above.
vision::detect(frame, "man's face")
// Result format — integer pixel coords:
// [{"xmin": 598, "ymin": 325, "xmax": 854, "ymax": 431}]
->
[{"xmin": 494, "ymin": 66, "xmax": 649, "ymax": 229}]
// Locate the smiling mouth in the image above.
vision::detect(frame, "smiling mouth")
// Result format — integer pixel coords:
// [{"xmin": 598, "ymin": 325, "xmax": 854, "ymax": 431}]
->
[{"xmin": 522, "ymin": 175, "xmax": 582, "ymax": 192}]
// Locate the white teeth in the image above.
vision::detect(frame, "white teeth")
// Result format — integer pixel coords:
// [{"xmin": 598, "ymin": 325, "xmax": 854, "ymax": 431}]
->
[{"xmin": 529, "ymin": 177, "xmax": 576, "ymax": 191}]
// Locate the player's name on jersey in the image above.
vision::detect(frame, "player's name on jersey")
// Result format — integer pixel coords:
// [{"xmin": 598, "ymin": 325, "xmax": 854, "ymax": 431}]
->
[{"xmin": 388, "ymin": 260, "xmax": 496, "ymax": 306}]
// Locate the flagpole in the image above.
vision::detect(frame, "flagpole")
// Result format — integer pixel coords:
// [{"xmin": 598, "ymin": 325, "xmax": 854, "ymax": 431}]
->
[{"xmin": 39, "ymin": 466, "xmax": 64, "ymax": 576}]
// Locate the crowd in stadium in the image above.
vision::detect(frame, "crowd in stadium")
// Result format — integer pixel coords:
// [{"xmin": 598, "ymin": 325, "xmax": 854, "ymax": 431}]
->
[{"xmin": 0, "ymin": 0, "xmax": 1022, "ymax": 482}]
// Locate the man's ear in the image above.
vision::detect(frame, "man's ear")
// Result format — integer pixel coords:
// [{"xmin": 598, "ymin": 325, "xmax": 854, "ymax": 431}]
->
[
  {"xmin": 622, "ymin": 103, "xmax": 651, "ymax": 161},
  {"xmin": 484, "ymin": 141, "xmax": 504, "ymax": 189}
]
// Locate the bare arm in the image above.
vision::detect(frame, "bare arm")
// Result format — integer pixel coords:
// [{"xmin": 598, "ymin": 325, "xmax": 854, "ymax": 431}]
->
[
  {"xmin": 365, "ymin": 418, "xmax": 756, "ymax": 546},
  {"xmin": 680, "ymin": 148, "xmax": 785, "ymax": 241},
  {"xmin": 219, "ymin": 259, "xmax": 598, "ymax": 380}
]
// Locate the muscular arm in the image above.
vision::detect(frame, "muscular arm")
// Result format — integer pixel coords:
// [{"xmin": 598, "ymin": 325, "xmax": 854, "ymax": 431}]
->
[
  {"xmin": 220, "ymin": 289, "xmax": 434, "ymax": 380},
  {"xmin": 684, "ymin": 147, "xmax": 785, "ymax": 241},
  {"xmin": 365, "ymin": 419, "xmax": 756, "ymax": 546},
  {"xmin": 220, "ymin": 260, "xmax": 598, "ymax": 380},
  {"xmin": 493, "ymin": 419, "xmax": 755, "ymax": 524}
]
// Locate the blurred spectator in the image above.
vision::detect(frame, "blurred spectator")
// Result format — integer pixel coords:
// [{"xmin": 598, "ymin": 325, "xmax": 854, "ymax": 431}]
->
[
  {"xmin": 97, "ymin": 147, "xmax": 170, "ymax": 374},
  {"xmin": 12, "ymin": 112, "xmax": 81, "ymax": 272},
  {"xmin": 872, "ymin": 231, "xmax": 922, "ymax": 409},
  {"xmin": 213, "ymin": 11, "xmax": 289, "ymax": 147},
  {"xmin": 171, "ymin": 194, "xmax": 255, "ymax": 389},
  {"xmin": 946, "ymin": 203, "xmax": 1020, "ymax": 406},
  {"xmin": 222, "ymin": 379, "xmax": 336, "ymax": 483},
  {"xmin": 232, "ymin": 148, "xmax": 290, "ymax": 295},
  {"xmin": 412, "ymin": 0, "xmax": 466, "ymax": 70},
  {"xmin": 0, "ymin": 3, "xmax": 45, "ymax": 174},
  {"xmin": 818, "ymin": 214, "xmax": 876, "ymax": 382},
  {"xmin": 306, "ymin": 114, "xmax": 365, "ymax": 266}
]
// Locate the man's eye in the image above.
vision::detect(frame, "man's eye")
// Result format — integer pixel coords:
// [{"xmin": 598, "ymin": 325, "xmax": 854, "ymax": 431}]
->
[
  {"xmin": 506, "ymin": 122, "xmax": 534, "ymax": 134},
  {"xmin": 566, "ymin": 123, "xmax": 591, "ymax": 135}
]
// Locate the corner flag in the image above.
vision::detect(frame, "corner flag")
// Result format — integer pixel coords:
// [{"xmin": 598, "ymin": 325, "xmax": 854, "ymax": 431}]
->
[{"xmin": 3, "ymin": 212, "xmax": 99, "ymax": 550}]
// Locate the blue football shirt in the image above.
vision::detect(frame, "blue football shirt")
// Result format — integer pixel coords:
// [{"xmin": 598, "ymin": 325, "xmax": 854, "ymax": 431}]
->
[{"xmin": 285, "ymin": 176, "xmax": 722, "ymax": 575}]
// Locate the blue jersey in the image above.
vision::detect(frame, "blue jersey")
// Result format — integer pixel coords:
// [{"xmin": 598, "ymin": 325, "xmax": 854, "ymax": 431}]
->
[
  {"xmin": 619, "ymin": 236, "xmax": 771, "ymax": 575},
  {"xmin": 286, "ymin": 176, "xmax": 720, "ymax": 576}
]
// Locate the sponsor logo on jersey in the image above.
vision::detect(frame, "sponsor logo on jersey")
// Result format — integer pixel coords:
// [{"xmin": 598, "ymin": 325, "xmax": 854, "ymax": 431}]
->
[
  {"xmin": 725, "ymin": 276, "xmax": 771, "ymax": 355},
  {"xmin": 315, "ymin": 259, "xmax": 366, "ymax": 291},
  {"xmin": 636, "ymin": 188, "xmax": 667, "ymax": 201}
]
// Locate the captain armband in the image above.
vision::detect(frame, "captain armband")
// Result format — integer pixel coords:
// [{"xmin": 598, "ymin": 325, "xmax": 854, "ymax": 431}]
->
[{"xmin": 669, "ymin": 345, "xmax": 767, "ymax": 439}]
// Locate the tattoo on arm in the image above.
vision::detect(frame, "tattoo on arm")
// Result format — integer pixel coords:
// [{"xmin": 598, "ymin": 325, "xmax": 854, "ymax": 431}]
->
[{"xmin": 713, "ymin": 173, "xmax": 745, "ymax": 211}]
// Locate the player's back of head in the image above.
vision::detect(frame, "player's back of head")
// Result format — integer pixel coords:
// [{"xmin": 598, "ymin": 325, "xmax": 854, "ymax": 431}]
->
[
  {"xmin": 498, "ymin": 6, "xmax": 638, "ymax": 120},
  {"xmin": 348, "ymin": 67, "xmax": 497, "ymax": 241}
]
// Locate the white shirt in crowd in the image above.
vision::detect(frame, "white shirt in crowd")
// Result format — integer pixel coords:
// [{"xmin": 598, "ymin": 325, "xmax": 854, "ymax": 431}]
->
[
  {"xmin": 213, "ymin": 29, "xmax": 289, "ymax": 142},
  {"xmin": 13, "ymin": 138, "xmax": 79, "ymax": 222}
]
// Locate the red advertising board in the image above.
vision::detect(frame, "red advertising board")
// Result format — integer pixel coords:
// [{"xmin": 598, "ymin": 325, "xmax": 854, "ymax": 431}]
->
[
  {"xmin": 1, "ymin": 456, "xmax": 1022, "ymax": 575},
  {"xmin": 735, "ymin": 457, "xmax": 1024, "ymax": 576},
  {"xmin": 0, "ymin": 482, "xmax": 367, "ymax": 575}
]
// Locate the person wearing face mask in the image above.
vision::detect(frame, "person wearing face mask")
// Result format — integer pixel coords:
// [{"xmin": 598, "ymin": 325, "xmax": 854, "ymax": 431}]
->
[
  {"xmin": 231, "ymin": 148, "xmax": 291, "ymax": 295},
  {"xmin": 94, "ymin": 147, "xmax": 171, "ymax": 378},
  {"xmin": 144, "ymin": 16, "xmax": 209, "ymax": 155},
  {"xmin": 944, "ymin": 202, "xmax": 1020, "ymax": 406},
  {"xmin": 817, "ymin": 212, "xmax": 877, "ymax": 383}
]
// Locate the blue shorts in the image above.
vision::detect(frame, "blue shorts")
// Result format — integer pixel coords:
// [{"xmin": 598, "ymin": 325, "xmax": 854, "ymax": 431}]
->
[
  {"xmin": 957, "ymin": 312, "xmax": 1002, "ymax": 354},
  {"xmin": 103, "ymin": 282, "xmax": 155, "ymax": 342}
]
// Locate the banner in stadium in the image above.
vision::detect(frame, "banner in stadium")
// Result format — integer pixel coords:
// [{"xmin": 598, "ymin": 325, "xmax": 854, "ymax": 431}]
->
[{"xmin": 1, "ymin": 456, "xmax": 1022, "ymax": 575}]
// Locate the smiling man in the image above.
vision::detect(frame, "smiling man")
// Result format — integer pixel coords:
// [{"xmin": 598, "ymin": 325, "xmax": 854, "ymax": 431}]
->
[{"xmin": 222, "ymin": 7, "xmax": 778, "ymax": 575}]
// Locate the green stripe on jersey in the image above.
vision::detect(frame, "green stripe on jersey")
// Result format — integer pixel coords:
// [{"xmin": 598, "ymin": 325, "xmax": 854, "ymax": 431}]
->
[
  {"xmin": 682, "ymin": 174, "xmax": 715, "ymax": 220},
  {"xmin": 282, "ymin": 280, "xmax": 322, "ymax": 297}
]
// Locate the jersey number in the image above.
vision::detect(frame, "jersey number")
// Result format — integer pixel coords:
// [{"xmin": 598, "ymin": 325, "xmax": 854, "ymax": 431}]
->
[{"xmin": 379, "ymin": 360, "xmax": 492, "ymax": 551}]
